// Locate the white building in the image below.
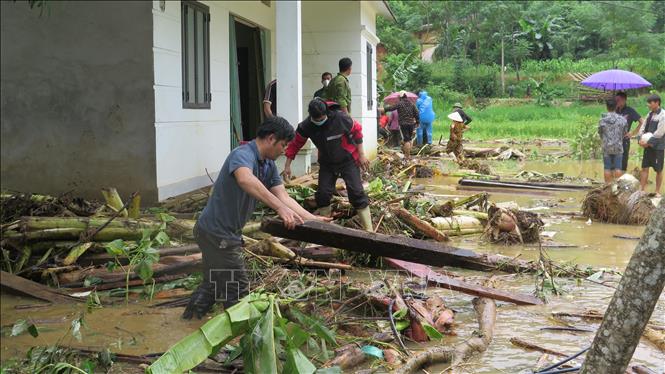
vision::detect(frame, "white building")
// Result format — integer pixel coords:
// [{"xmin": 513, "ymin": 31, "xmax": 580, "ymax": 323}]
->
[{"xmin": 0, "ymin": 0, "xmax": 394, "ymax": 203}]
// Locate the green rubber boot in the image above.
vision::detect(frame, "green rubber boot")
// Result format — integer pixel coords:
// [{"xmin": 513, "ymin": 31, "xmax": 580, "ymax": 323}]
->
[
  {"xmin": 357, "ymin": 207, "xmax": 374, "ymax": 232},
  {"xmin": 317, "ymin": 205, "xmax": 332, "ymax": 217}
]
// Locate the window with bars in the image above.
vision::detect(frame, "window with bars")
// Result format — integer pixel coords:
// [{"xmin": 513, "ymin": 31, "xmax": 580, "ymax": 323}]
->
[
  {"xmin": 366, "ymin": 42, "xmax": 374, "ymax": 110},
  {"xmin": 181, "ymin": 1, "xmax": 211, "ymax": 109}
]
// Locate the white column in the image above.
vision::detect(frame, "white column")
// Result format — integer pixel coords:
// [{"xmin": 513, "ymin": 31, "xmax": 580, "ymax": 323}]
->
[{"xmin": 275, "ymin": 0, "xmax": 311, "ymax": 176}]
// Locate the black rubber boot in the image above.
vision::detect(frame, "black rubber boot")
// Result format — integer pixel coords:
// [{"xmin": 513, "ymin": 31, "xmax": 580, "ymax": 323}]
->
[{"xmin": 181, "ymin": 282, "xmax": 216, "ymax": 320}]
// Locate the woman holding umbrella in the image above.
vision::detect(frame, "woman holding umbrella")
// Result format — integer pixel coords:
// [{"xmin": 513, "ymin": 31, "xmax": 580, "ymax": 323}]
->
[{"xmin": 384, "ymin": 91, "xmax": 420, "ymax": 159}]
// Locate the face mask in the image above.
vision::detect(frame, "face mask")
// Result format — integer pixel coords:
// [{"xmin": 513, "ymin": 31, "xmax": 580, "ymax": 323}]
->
[
  {"xmin": 311, "ymin": 116, "xmax": 328, "ymax": 126},
  {"xmin": 323, "ymin": 79, "xmax": 330, "ymax": 87}
]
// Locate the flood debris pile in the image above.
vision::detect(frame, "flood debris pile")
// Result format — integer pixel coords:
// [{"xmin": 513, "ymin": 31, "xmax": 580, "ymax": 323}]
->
[
  {"xmin": 582, "ymin": 175, "xmax": 658, "ymax": 225},
  {"xmin": 0, "ymin": 189, "xmax": 202, "ymax": 295},
  {"xmin": 483, "ymin": 204, "xmax": 544, "ymax": 244},
  {"xmin": 144, "ymin": 273, "xmax": 495, "ymax": 374}
]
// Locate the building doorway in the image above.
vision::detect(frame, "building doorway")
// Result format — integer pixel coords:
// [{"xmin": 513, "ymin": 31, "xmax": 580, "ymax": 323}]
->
[{"xmin": 229, "ymin": 17, "xmax": 268, "ymax": 148}]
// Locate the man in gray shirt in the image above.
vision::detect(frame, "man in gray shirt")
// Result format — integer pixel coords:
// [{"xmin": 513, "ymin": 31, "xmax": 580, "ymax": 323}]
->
[{"xmin": 183, "ymin": 116, "xmax": 330, "ymax": 319}]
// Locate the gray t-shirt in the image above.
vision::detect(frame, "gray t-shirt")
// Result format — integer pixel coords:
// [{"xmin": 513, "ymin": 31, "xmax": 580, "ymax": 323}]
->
[{"xmin": 197, "ymin": 140, "xmax": 282, "ymax": 242}]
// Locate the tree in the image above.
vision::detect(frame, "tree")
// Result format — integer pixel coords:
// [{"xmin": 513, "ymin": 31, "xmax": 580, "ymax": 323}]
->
[
  {"xmin": 580, "ymin": 199, "xmax": 665, "ymax": 374},
  {"xmin": 515, "ymin": 15, "xmax": 564, "ymax": 60}
]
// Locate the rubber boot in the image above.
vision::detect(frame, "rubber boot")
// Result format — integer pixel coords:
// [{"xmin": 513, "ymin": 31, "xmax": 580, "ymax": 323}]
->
[
  {"xmin": 182, "ymin": 282, "xmax": 216, "ymax": 320},
  {"xmin": 317, "ymin": 205, "xmax": 332, "ymax": 217},
  {"xmin": 357, "ymin": 207, "xmax": 374, "ymax": 232}
]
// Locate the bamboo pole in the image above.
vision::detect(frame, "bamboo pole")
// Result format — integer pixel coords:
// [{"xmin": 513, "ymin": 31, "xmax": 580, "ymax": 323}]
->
[{"xmin": 101, "ymin": 187, "xmax": 127, "ymax": 217}]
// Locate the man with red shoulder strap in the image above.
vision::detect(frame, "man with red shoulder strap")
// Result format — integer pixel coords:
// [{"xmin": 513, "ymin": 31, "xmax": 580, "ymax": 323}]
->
[{"xmin": 283, "ymin": 99, "xmax": 373, "ymax": 231}]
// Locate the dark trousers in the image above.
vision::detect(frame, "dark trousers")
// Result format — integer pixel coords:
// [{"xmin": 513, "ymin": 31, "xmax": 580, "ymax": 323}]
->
[
  {"xmin": 193, "ymin": 224, "xmax": 249, "ymax": 308},
  {"xmin": 621, "ymin": 138, "xmax": 631, "ymax": 171},
  {"xmin": 316, "ymin": 160, "xmax": 369, "ymax": 209}
]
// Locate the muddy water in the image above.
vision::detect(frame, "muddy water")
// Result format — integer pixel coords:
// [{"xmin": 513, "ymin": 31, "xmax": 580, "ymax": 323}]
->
[
  {"xmin": 413, "ymin": 158, "xmax": 664, "ymax": 373},
  {"xmin": 0, "ymin": 294, "xmax": 204, "ymax": 361},
  {"xmin": 1, "ymin": 158, "xmax": 663, "ymax": 373}
]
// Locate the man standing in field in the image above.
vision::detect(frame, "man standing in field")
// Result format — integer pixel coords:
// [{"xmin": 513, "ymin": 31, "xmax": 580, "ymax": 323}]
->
[
  {"xmin": 615, "ymin": 92, "xmax": 644, "ymax": 172},
  {"xmin": 638, "ymin": 94, "xmax": 664, "ymax": 197},
  {"xmin": 386, "ymin": 91, "xmax": 420, "ymax": 159},
  {"xmin": 598, "ymin": 98, "xmax": 627, "ymax": 183},
  {"xmin": 324, "ymin": 58, "xmax": 353, "ymax": 114},
  {"xmin": 183, "ymin": 117, "xmax": 330, "ymax": 319}
]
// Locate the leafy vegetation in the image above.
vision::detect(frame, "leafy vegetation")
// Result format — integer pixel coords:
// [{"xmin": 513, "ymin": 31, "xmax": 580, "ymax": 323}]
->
[
  {"xmin": 103, "ymin": 213, "xmax": 175, "ymax": 302},
  {"xmin": 147, "ymin": 293, "xmax": 340, "ymax": 374},
  {"xmin": 570, "ymin": 115, "xmax": 602, "ymax": 160},
  {"xmin": 378, "ymin": 0, "xmax": 665, "ymax": 102}
]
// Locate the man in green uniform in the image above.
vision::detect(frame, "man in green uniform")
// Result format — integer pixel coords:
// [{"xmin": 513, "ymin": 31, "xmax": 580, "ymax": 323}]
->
[{"xmin": 324, "ymin": 57, "xmax": 352, "ymax": 114}]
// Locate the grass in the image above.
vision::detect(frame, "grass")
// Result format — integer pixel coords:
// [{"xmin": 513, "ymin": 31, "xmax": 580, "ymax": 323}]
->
[{"xmin": 430, "ymin": 100, "xmax": 609, "ymax": 141}]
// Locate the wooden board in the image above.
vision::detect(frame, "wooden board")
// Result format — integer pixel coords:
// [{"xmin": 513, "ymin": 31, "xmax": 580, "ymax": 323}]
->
[
  {"xmin": 261, "ymin": 219, "xmax": 495, "ymax": 271},
  {"xmin": 385, "ymin": 258, "xmax": 542, "ymax": 305},
  {"xmin": 1, "ymin": 271, "xmax": 82, "ymax": 304},
  {"xmin": 459, "ymin": 178, "xmax": 590, "ymax": 191}
]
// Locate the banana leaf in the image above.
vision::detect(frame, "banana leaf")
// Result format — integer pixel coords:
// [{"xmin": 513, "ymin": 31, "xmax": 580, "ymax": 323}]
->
[
  {"xmin": 241, "ymin": 296, "xmax": 278, "ymax": 373},
  {"xmin": 146, "ymin": 293, "xmax": 270, "ymax": 374}
]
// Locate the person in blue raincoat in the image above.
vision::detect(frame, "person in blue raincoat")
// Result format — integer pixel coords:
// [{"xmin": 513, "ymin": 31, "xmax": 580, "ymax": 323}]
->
[{"xmin": 416, "ymin": 90, "xmax": 436, "ymax": 145}]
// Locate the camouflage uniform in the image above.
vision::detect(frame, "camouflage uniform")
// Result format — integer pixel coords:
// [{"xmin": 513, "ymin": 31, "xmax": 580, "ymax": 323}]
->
[{"xmin": 446, "ymin": 122, "xmax": 467, "ymax": 159}]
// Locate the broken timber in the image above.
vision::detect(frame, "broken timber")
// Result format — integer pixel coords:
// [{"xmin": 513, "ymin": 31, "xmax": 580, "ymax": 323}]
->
[
  {"xmin": 385, "ymin": 259, "xmax": 542, "ymax": 305},
  {"xmin": 459, "ymin": 178, "xmax": 592, "ymax": 191},
  {"xmin": 1, "ymin": 270, "xmax": 82, "ymax": 304},
  {"xmin": 260, "ymin": 219, "xmax": 550, "ymax": 274}
]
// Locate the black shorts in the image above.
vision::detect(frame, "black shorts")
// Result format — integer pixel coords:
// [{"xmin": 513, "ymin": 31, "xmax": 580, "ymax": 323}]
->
[
  {"xmin": 642, "ymin": 148, "xmax": 664, "ymax": 172},
  {"xmin": 401, "ymin": 125, "xmax": 415, "ymax": 142}
]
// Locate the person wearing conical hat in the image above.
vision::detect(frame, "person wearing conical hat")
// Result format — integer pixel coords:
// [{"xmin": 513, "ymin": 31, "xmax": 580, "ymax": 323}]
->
[
  {"xmin": 446, "ymin": 111, "xmax": 468, "ymax": 160},
  {"xmin": 452, "ymin": 102, "xmax": 472, "ymax": 125}
]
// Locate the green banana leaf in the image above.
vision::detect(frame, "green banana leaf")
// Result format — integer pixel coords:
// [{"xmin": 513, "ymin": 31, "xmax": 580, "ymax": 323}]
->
[
  {"xmin": 241, "ymin": 296, "xmax": 279, "ymax": 373},
  {"xmin": 146, "ymin": 293, "xmax": 270, "ymax": 374}
]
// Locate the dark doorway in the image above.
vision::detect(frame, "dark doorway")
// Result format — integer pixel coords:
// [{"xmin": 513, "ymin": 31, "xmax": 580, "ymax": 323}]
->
[{"xmin": 234, "ymin": 20, "xmax": 264, "ymax": 141}]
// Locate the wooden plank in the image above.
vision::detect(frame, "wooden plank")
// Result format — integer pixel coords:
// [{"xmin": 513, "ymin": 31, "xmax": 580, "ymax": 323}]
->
[
  {"xmin": 1, "ymin": 271, "xmax": 82, "ymax": 304},
  {"xmin": 457, "ymin": 185, "xmax": 555, "ymax": 197},
  {"xmin": 261, "ymin": 219, "xmax": 514, "ymax": 272},
  {"xmin": 385, "ymin": 258, "xmax": 542, "ymax": 305},
  {"xmin": 459, "ymin": 179, "xmax": 585, "ymax": 191}
]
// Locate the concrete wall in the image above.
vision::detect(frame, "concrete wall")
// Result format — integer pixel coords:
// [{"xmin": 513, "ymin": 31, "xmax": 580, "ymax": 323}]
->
[
  {"xmin": 1, "ymin": 1, "xmax": 157, "ymax": 202},
  {"xmin": 152, "ymin": 0, "xmax": 275, "ymax": 200},
  {"xmin": 301, "ymin": 1, "xmax": 379, "ymax": 159}
]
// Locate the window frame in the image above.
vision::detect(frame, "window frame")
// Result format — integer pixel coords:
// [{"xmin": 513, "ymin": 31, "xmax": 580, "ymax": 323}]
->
[
  {"xmin": 181, "ymin": 0, "xmax": 211, "ymax": 109},
  {"xmin": 366, "ymin": 42, "xmax": 374, "ymax": 111}
]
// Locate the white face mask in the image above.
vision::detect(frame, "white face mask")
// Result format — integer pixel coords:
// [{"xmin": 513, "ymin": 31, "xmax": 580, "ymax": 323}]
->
[{"xmin": 323, "ymin": 79, "xmax": 330, "ymax": 87}]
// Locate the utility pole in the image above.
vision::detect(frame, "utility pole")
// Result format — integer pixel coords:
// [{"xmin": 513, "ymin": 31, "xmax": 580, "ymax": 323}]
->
[
  {"xmin": 580, "ymin": 199, "xmax": 665, "ymax": 374},
  {"xmin": 500, "ymin": 37, "xmax": 505, "ymax": 95}
]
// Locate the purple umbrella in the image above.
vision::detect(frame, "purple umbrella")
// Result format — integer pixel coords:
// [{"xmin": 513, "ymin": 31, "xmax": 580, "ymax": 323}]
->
[{"xmin": 580, "ymin": 69, "xmax": 651, "ymax": 91}]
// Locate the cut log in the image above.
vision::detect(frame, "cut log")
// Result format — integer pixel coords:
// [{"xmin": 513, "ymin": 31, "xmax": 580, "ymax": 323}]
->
[
  {"xmin": 292, "ymin": 246, "xmax": 339, "ymax": 262},
  {"xmin": 392, "ymin": 207, "xmax": 449, "ymax": 242},
  {"xmin": 58, "ymin": 253, "xmax": 202, "ymax": 285},
  {"xmin": 261, "ymin": 219, "xmax": 584, "ymax": 276},
  {"xmin": 262, "ymin": 256, "xmax": 352, "ymax": 271},
  {"xmin": 78, "ymin": 244, "xmax": 200, "ymax": 266},
  {"xmin": 1, "ymin": 271, "xmax": 82, "ymax": 303},
  {"xmin": 63, "ymin": 274, "xmax": 188, "ymax": 292},
  {"xmin": 385, "ymin": 259, "xmax": 542, "ymax": 305},
  {"xmin": 459, "ymin": 178, "xmax": 591, "ymax": 191},
  {"xmin": 457, "ymin": 185, "xmax": 555, "ymax": 196}
]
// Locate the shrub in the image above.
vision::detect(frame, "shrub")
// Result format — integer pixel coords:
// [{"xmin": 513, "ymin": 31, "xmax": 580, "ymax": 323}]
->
[{"xmin": 570, "ymin": 115, "xmax": 601, "ymax": 159}]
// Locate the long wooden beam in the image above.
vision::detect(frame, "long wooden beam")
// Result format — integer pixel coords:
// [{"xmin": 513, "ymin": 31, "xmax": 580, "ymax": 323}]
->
[
  {"xmin": 261, "ymin": 218, "xmax": 494, "ymax": 271},
  {"xmin": 385, "ymin": 259, "xmax": 542, "ymax": 305}
]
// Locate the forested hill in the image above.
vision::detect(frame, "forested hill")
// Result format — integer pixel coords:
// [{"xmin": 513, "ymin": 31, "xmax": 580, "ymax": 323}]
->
[{"xmin": 378, "ymin": 0, "xmax": 665, "ymax": 99}]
